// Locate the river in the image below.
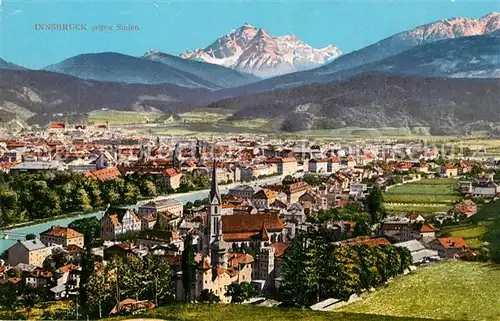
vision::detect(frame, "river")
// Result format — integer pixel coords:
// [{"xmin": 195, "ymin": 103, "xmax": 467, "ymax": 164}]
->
[{"xmin": 0, "ymin": 174, "xmax": 290, "ymax": 253}]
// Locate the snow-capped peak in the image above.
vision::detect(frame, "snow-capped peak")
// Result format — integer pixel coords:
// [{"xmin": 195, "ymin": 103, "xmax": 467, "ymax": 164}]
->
[
  {"xmin": 179, "ymin": 23, "xmax": 342, "ymax": 77},
  {"xmin": 403, "ymin": 11, "xmax": 500, "ymax": 44},
  {"xmin": 144, "ymin": 49, "xmax": 167, "ymax": 57}
]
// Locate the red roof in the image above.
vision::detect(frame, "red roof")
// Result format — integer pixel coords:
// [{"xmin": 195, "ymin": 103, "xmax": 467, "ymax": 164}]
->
[
  {"xmin": 85, "ymin": 167, "xmax": 121, "ymax": 181},
  {"xmin": 420, "ymin": 223, "xmax": 437, "ymax": 233},
  {"xmin": 48, "ymin": 122, "xmax": 65, "ymax": 129},
  {"xmin": 437, "ymin": 237, "xmax": 470, "ymax": 249},
  {"xmin": 271, "ymin": 242, "xmax": 290, "ymax": 258},
  {"xmin": 164, "ymin": 168, "xmax": 180, "ymax": 177},
  {"xmin": 341, "ymin": 237, "xmax": 390, "ymax": 247},
  {"xmin": 58, "ymin": 264, "xmax": 80, "ymax": 273},
  {"xmin": 41, "ymin": 226, "xmax": 83, "ymax": 239}
]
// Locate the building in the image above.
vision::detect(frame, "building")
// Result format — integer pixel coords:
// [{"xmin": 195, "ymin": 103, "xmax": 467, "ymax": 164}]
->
[
  {"xmin": 252, "ymin": 189, "xmax": 278, "ymax": 210},
  {"xmin": 441, "ymin": 164, "xmax": 458, "ymax": 178},
  {"xmin": 136, "ymin": 229, "xmax": 175, "ymax": 248},
  {"xmin": 7, "ymin": 239, "xmax": 51, "ymax": 267},
  {"xmin": 419, "ymin": 223, "xmax": 437, "ymax": 243},
  {"xmin": 267, "ymin": 157, "xmax": 297, "ymax": 176},
  {"xmin": 40, "ymin": 226, "xmax": 84, "ymax": 248},
  {"xmin": 9, "ymin": 161, "xmax": 66, "ymax": 174},
  {"xmin": 308, "ymin": 159, "xmax": 329, "ymax": 173},
  {"xmin": 394, "ymin": 240, "xmax": 439, "ymax": 264},
  {"xmin": 228, "ymin": 185, "xmax": 260, "ymax": 199},
  {"xmin": 429, "ymin": 237, "xmax": 470, "ymax": 259},
  {"xmin": 138, "ymin": 198, "xmax": 183, "ymax": 217},
  {"xmin": 100, "ymin": 207, "xmax": 142, "ymax": 240},
  {"xmin": 283, "ymin": 181, "xmax": 310, "ymax": 204},
  {"xmin": 164, "ymin": 168, "xmax": 182, "ymax": 190},
  {"xmin": 84, "ymin": 167, "xmax": 121, "ymax": 182},
  {"xmin": 471, "ymin": 181, "xmax": 499, "ymax": 197}
]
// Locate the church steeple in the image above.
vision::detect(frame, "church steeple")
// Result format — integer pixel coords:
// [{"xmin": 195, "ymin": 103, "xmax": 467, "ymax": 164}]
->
[
  {"xmin": 204, "ymin": 149, "xmax": 223, "ymax": 254},
  {"xmin": 209, "ymin": 156, "xmax": 221, "ymax": 204}
]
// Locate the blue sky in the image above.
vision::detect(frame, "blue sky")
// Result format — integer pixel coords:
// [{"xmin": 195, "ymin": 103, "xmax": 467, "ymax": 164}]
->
[{"xmin": 0, "ymin": 0, "xmax": 499, "ymax": 69}]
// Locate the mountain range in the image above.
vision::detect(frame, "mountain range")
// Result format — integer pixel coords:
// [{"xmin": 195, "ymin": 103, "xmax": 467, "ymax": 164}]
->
[
  {"xmin": 210, "ymin": 73, "xmax": 500, "ymax": 135},
  {"xmin": 143, "ymin": 49, "xmax": 259, "ymax": 88},
  {"xmin": 220, "ymin": 12, "xmax": 500, "ymax": 95},
  {"xmin": 0, "ymin": 69, "xmax": 214, "ymax": 126},
  {"xmin": 179, "ymin": 23, "xmax": 342, "ymax": 77},
  {"xmin": 0, "ymin": 58, "xmax": 24, "ymax": 70},
  {"xmin": 1, "ymin": 12, "xmax": 500, "ymax": 133},
  {"xmin": 42, "ymin": 52, "xmax": 258, "ymax": 89}
]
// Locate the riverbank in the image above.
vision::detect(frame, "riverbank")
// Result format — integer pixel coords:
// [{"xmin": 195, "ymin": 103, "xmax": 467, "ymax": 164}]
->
[{"xmin": 1, "ymin": 207, "xmax": 107, "ymax": 232}]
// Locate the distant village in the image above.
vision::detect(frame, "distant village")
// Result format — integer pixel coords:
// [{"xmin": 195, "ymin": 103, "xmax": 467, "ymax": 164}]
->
[{"xmin": 0, "ymin": 121, "xmax": 497, "ymax": 317}]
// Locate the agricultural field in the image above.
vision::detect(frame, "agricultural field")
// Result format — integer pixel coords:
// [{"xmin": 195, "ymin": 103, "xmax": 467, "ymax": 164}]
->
[
  {"xmin": 105, "ymin": 304, "xmax": 430, "ymax": 321},
  {"xmin": 384, "ymin": 203, "xmax": 453, "ymax": 214},
  {"xmin": 384, "ymin": 178, "xmax": 461, "ymax": 214},
  {"xmin": 178, "ymin": 108, "xmax": 234, "ymax": 123},
  {"xmin": 384, "ymin": 194, "xmax": 460, "ymax": 204},
  {"xmin": 88, "ymin": 110, "xmax": 163, "ymax": 125},
  {"xmin": 340, "ymin": 261, "xmax": 500, "ymax": 320},
  {"xmin": 440, "ymin": 223, "xmax": 490, "ymax": 249},
  {"xmin": 438, "ymin": 198, "xmax": 500, "ymax": 250}
]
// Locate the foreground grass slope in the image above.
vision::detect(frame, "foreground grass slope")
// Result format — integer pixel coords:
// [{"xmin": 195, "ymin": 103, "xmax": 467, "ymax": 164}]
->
[
  {"xmin": 341, "ymin": 261, "xmax": 500, "ymax": 320},
  {"xmin": 107, "ymin": 304, "xmax": 433, "ymax": 321}
]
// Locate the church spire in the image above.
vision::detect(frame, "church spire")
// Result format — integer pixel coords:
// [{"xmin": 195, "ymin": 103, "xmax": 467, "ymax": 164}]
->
[{"xmin": 209, "ymin": 146, "xmax": 221, "ymax": 204}]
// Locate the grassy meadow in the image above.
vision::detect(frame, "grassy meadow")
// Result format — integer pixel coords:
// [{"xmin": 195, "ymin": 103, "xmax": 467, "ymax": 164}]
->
[
  {"xmin": 106, "ymin": 304, "xmax": 434, "ymax": 321},
  {"xmin": 340, "ymin": 261, "xmax": 500, "ymax": 320}
]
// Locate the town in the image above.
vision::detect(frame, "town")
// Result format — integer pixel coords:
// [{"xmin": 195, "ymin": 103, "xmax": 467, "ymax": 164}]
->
[{"xmin": 0, "ymin": 121, "xmax": 499, "ymax": 320}]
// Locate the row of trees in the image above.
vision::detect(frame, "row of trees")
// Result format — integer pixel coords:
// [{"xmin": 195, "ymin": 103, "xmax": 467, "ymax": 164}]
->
[
  {"xmin": 85, "ymin": 253, "xmax": 174, "ymax": 318},
  {"xmin": 279, "ymin": 234, "xmax": 412, "ymax": 307},
  {"xmin": 0, "ymin": 169, "xmax": 217, "ymax": 227}
]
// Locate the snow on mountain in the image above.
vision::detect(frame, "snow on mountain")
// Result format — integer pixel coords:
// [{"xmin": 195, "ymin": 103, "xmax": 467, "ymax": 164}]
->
[
  {"xmin": 143, "ymin": 49, "xmax": 259, "ymax": 88},
  {"xmin": 221, "ymin": 12, "xmax": 500, "ymax": 94},
  {"xmin": 333, "ymin": 34, "xmax": 500, "ymax": 80},
  {"xmin": 180, "ymin": 23, "xmax": 342, "ymax": 77},
  {"xmin": 317, "ymin": 12, "xmax": 500, "ymax": 75}
]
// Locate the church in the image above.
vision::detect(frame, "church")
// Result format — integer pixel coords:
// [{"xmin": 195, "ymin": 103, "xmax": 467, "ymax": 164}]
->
[{"xmin": 180, "ymin": 163, "xmax": 289, "ymax": 302}]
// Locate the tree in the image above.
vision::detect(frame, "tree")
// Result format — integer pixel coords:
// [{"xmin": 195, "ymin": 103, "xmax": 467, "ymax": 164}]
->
[
  {"xmin": 320, "ymin": 245, "xmax": 361, "ymax": 301},
  {"xmin": 141, "ymin": 180, "xmax": 157, "ymax": 197},
  {"xmin": 87, "ymin": 264, "xmax": 112, "ymax": 319},
  {"xmin": 120, "ymin": 255, "xmax": 150, "ymax": 301},
  {"xmin": 365, "ymin": 187, "xmax": 385, "ymax": 224},
  {"xmin": 353, "ymin": 220, "xmax": 371, "ymax": 237},
  {"xmin": 121, "ymin": 182, "xmax": 140, "ymax": 204},
  {"xmin": 395, "ymin": 246, "xmax": 412, "ymax": 273},
  {"xmin": 0, "ymin": 282, "xmax": 19, "ymax": 309},
  {"xmin": 43, "ymin": 247, "xmax": 70, "ymax": 271},
  {"xmin": 279, "ymin": 234, "xmax": 318, "ymax": 307},
  {"xmin": 354, "ymin": 246, "xmax": 381, "ymax": 289},
  {"xmin": 199, "ymin": 289, "xmax": 220, "ymax": 303},
  {"xmin": 25, "ymin": 234, "xmax": 36, "ymax": 240},
  {"xmin": 181, "ymin": 235, "xmax": 196, "ymax": 302},
  {"xmin": 22, "ymin": 290, "xmax": 39, "ymax": 319},
  {"xmin": 143, "ymin": 254, "xmax": 174, "ymax": 306},
  {"xmin": 225, "ymin": 282, "xmax": 257, "ymax": 303},
  {"xmin": 75, "ymin": 188, "xmax": 92, "ymax": 212},
  {"xmin": 69, "ymin": 217, "xmax": 100, "ymax": 247}
]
